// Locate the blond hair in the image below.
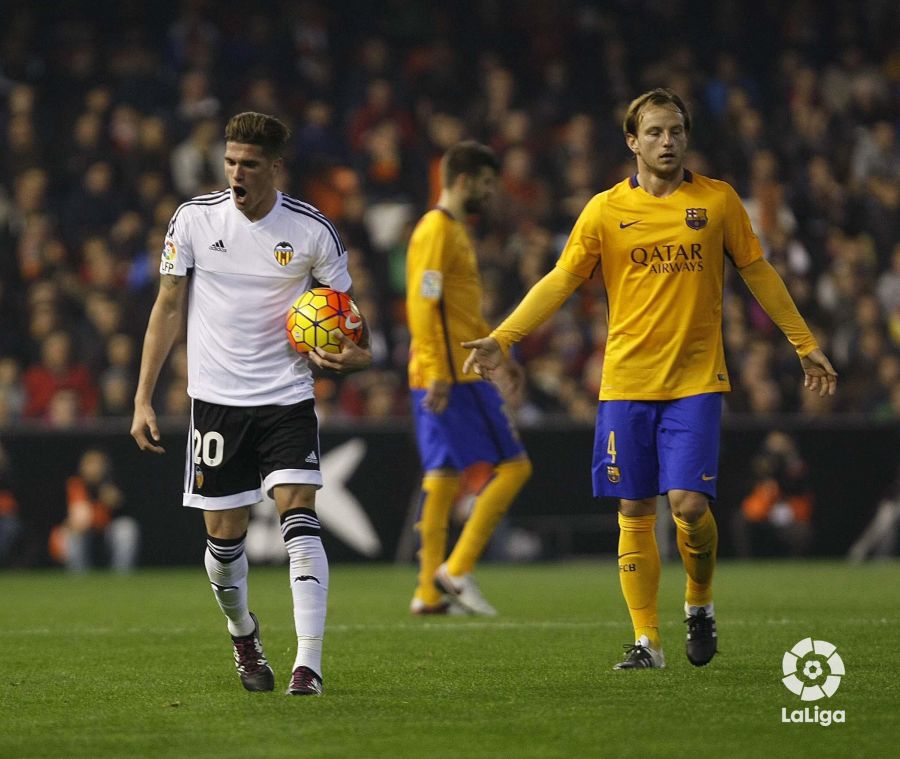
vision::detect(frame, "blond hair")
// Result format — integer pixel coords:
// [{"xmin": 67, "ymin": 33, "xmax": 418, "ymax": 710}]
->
[{"xmin": 623, "ymin": 89, "xmax": 691, "ymax": 136}]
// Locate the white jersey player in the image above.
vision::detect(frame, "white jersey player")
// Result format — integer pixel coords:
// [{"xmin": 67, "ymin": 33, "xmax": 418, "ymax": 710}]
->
[
  {"xmin": 132, "ymin": 112, "xmax": 372, "ymax": 696},
  {"xmin": 164, "ymin": 187, "xmax": 352, "ymax": 407}
]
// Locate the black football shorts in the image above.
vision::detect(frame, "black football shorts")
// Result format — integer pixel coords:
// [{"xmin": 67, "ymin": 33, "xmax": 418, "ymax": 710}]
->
[{"xmin": 183, "ymin": 398, "xmax": 322, "ymax": 510}]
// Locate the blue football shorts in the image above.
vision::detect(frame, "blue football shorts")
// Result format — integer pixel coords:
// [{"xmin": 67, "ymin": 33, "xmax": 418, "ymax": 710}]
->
[
  {"xmin": 591, "ymin": 392, "xmax": 723, "ymax": 501},
  {"xmin": 411, "ymin": 381, "xmax": 525, "ymax": 471}
]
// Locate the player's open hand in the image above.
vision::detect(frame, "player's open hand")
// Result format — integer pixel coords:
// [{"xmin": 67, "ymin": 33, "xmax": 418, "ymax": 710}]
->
[
  {"xmin": 462, "ymin": 337, "xmax": 502, "ymax": 379},
  {"xmin": 131, "ymin": 402, "xmax": 165, "ymax": 454},
  {"xmin": 310, "ymin": 332, "xmax": 372, "ymax": 374},
  {"xmin": 800, "ymin": 348, "xmax": 838, "ymax": 397}
]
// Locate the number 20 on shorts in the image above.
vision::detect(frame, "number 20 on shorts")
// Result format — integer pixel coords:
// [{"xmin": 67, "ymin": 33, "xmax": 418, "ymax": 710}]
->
[{"xmin": 194, "ymin": 430, "xmax": 224, "ymax": 467}]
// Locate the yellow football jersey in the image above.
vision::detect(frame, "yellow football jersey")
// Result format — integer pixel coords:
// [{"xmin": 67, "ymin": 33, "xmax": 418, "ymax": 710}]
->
[
  {"xmin": 557, "ymin": 170, "xmax": 764, "ymax": 400},
  {"xmin": 407, "ymin": 208, "xmax": 490, "ymax": 389}
]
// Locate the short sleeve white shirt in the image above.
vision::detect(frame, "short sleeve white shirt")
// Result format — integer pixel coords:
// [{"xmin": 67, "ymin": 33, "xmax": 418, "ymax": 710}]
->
[{"xmin": 161, "ymin": 189, "xmax": 352, "ymax": 406}]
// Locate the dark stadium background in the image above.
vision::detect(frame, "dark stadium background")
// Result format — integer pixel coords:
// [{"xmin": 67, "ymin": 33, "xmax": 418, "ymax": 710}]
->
[{"xmin": 1, "ymin": 0, "xmax": 898, "ymax": 567}]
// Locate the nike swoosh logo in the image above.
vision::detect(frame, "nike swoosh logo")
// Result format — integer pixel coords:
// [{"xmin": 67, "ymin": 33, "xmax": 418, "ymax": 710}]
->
[
  {"xmin": 617, "ymin": 551, "xmax": 640, "ymax": 559},
  {"xmin": 619, "ymin": 220, "xmax": 640, "ymax": 229},
  {"xmin": 701, "ymin": 474, "xmax": 716, "ymax": 481},
  {"xmin": 294, "ymin": 575, "xmax": 320, "ymax": 584},
  {"xmin": 344, "ymin": 314, "xmax": 362, "ymax": 331}
]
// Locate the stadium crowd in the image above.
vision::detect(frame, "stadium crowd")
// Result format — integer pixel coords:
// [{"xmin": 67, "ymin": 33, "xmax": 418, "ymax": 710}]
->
[{"xmin": 1, "ymin": 0, "xmax": 899, "ymax": 428}]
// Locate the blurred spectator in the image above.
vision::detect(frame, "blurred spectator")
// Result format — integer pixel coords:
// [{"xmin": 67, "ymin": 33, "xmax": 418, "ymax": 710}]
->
[
  {"xmin": 293, "ymin": 99, "xmax": 345, "ymax": 176},
  {"xmin": 495, "ymin": 146, "xmax": 553, "ymax": 232},
  {"xmin": 733, "ymin": 432, "xmax": 814, "ymax": 557},
  {"xmin": 170, "ymin": 117, "xmax": 227, "ymax": 198},
  {"xmin": 61, "ymin": 160, "xmax": 125, "ymax": 246},
  {"xmin": 45, "ymin": 388, "xmax": 83, "ymax": 429},
  {"xmin": 173, "ymin": 69, "xmax": 220, "ymax": 132},
  {"xmin": 877, "ymin": 244, "xmax": 900, "ymax": 316},
  {"xmin": 98, "ymin": 333, "xmax": 136, "ymax": 416},
  {"xmin": 0, "ymin": 356, "xmax": 25, "ymax": 424},
  {"xmin": 420, "ymin": 112, "xmax": 466, "ymax": 206},
  {"xmin": 0, "ymin": 444, "xmax": 23, "ymax": 566},
  {"xmin": 870, "ymin": 352, "xmax": 900, "ymax": 418},
  {"xmin": 850, "ymin": 120, "xmax": 900, "ymax": 189},
  {"xmin": 848, "ymin": 464, "xmax": 900, "ymax": 561},
  {"xmin": 5, "ymin": 112, "xmax": 43, "ymax": 177},
  {"xmin": 22, "ymin": 330, "xmax": 98, "ymax": 420},
  {"xmin": 361, "ymin": 370, "xmax": 403, "ymax": 419},
  {"xmin": 81, "ymin": 291, "xmax": 125, "ymax": 370},
  {"xmin": 0, "ymin": 0, "xmax": 898, "ymax": 424},
  {"xmin": 347, "ymin": 78, "xmax": 414, "ymax": 153},
  {"xmin": 48, "ymin": 449, "xmax": 139, "ymax": 572},
  {"xmin": 25, "ymin": 280, "xmax": 65, "ymax": 355},
  {"xmin": 357, "ymin": 118, "xmax": 418, "ymax": 205}
]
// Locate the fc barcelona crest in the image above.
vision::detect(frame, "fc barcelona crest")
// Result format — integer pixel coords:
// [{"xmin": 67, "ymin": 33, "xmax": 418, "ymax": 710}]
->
[
  {"xmin": 685, "ymin": 208, "xmax": 708, "ymax": 230},
  {"xmin": 194, "ymin": 465, "xmax": 204, "ymax": 489},
  {"xmin": 607, "ymin": 465, "xmax": 621, "ymax": 484},
  {"xmin": 274, "ymin": 241, "xmax": 294, "ymax": 266}
]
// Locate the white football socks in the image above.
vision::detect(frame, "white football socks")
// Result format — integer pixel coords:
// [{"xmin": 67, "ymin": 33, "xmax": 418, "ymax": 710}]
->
[
  {"xmin": 205, "ymin": 534, "xmax": 255, "ymax": 637},
  {"xmin": 281, "ymin": 509, "xmax": 329, "ymax": 677}
]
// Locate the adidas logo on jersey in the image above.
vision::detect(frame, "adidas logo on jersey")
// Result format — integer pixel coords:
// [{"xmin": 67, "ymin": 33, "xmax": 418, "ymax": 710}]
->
[
  {"xmin": 208, "ymin": 239, "xmax": 227, "ymax": 252},
  {"xmin": 305, "ymin": 451, "xmax": 319, "ymax": 464}
]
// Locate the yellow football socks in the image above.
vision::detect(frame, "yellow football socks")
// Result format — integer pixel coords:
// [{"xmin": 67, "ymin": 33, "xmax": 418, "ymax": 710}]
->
[
  {"xmin": 673, "ymin": 508, "xmax": 718, "ymax": 608},
  {"xmin": 415, "ymin": 474, "xmax": 460, "ymax": 605},
  {"xmin": 617, "ymin": 513, "xmax": 661, "ymax": 648},
  {"xmin": 446, "ymin": 457, "xmax": 532, "ymax": 576}
]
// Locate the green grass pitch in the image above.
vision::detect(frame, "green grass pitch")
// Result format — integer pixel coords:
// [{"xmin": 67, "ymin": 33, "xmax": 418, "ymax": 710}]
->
[{"xmin": 2, "ymin": 560, "xmax": 898, "ymax": 759}]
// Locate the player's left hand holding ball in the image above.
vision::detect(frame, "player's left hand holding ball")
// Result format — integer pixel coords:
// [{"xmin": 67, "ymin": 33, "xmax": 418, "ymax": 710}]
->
[
  {"xmin": 286, "ymin": 287, "xmax": 372, "ymax": 373},
  {"xmin": 309, "ymin": 331, "xmax": 372, "ymax": 373}
]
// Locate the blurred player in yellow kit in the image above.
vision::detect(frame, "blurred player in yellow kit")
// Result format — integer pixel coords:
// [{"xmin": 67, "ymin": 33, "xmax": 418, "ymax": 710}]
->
[
  {"xmin": 406, "ymin": 141, "xmax": 532, "ymax": 616},
  {"xmin": 464, "ymin": 90, "xmax": 837, "ymax": 666}
]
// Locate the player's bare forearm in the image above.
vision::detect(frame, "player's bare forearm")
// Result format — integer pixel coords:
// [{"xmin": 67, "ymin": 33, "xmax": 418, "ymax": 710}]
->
[{"xmin": 132, "ymin": 274, "xmax": 186, "ymax": 453}]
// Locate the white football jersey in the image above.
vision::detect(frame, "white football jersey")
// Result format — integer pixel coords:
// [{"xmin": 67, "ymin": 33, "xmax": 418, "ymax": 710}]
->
[{"xmin": 161, "ymin": 189, "xmax": 352, "ymax": 406}]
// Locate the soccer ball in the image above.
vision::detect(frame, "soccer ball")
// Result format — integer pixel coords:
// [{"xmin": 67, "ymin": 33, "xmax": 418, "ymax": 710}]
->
[{"xmin": 286, "ymin": 287, "xmax": 363, "ymax": 354}]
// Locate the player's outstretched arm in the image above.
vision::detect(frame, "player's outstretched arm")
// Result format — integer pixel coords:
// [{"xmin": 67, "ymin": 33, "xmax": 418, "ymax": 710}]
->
[
  {"xmin": 800, "ymin": 348, "xmax": 838, "ymax": 397},
  {"xmin": 309, "ymin": 332, "xmax": 373, "ymax": 374},
  {"xmin": 463, "ymin": 266, "xmax": 584, "ymax": 379}
]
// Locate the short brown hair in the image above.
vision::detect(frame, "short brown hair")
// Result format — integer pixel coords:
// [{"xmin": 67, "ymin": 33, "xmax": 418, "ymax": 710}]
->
[
  {"xmin": 623, "ymin": 88, "xmax": 692, "ymax": 137},
  {"xmin": 441, "ymin": 140, "xmax": 500, "ymax": 188},
  {"xmin": 224, "ymin": 112, "xmax": 291, "ymax": 157}
]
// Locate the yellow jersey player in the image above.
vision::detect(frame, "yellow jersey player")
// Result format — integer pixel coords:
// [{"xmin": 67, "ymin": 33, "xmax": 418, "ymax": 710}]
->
[
  {"xmin": 463, "ymin": 90, "xmax": 837, "ymax": 667},
  {"xmin": 406, "ymin": 141, "xmax": 532, "ymax": 616}
]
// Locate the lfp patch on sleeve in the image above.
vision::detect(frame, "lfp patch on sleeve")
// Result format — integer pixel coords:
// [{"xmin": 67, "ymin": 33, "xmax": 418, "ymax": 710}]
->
[
  {"xmin": 161, "ymin": 238, "xmax": 177, "ymax": 273},
  {"xmin": 420, "ymin": 269, "xmax": 443, "ymax": 299}
]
